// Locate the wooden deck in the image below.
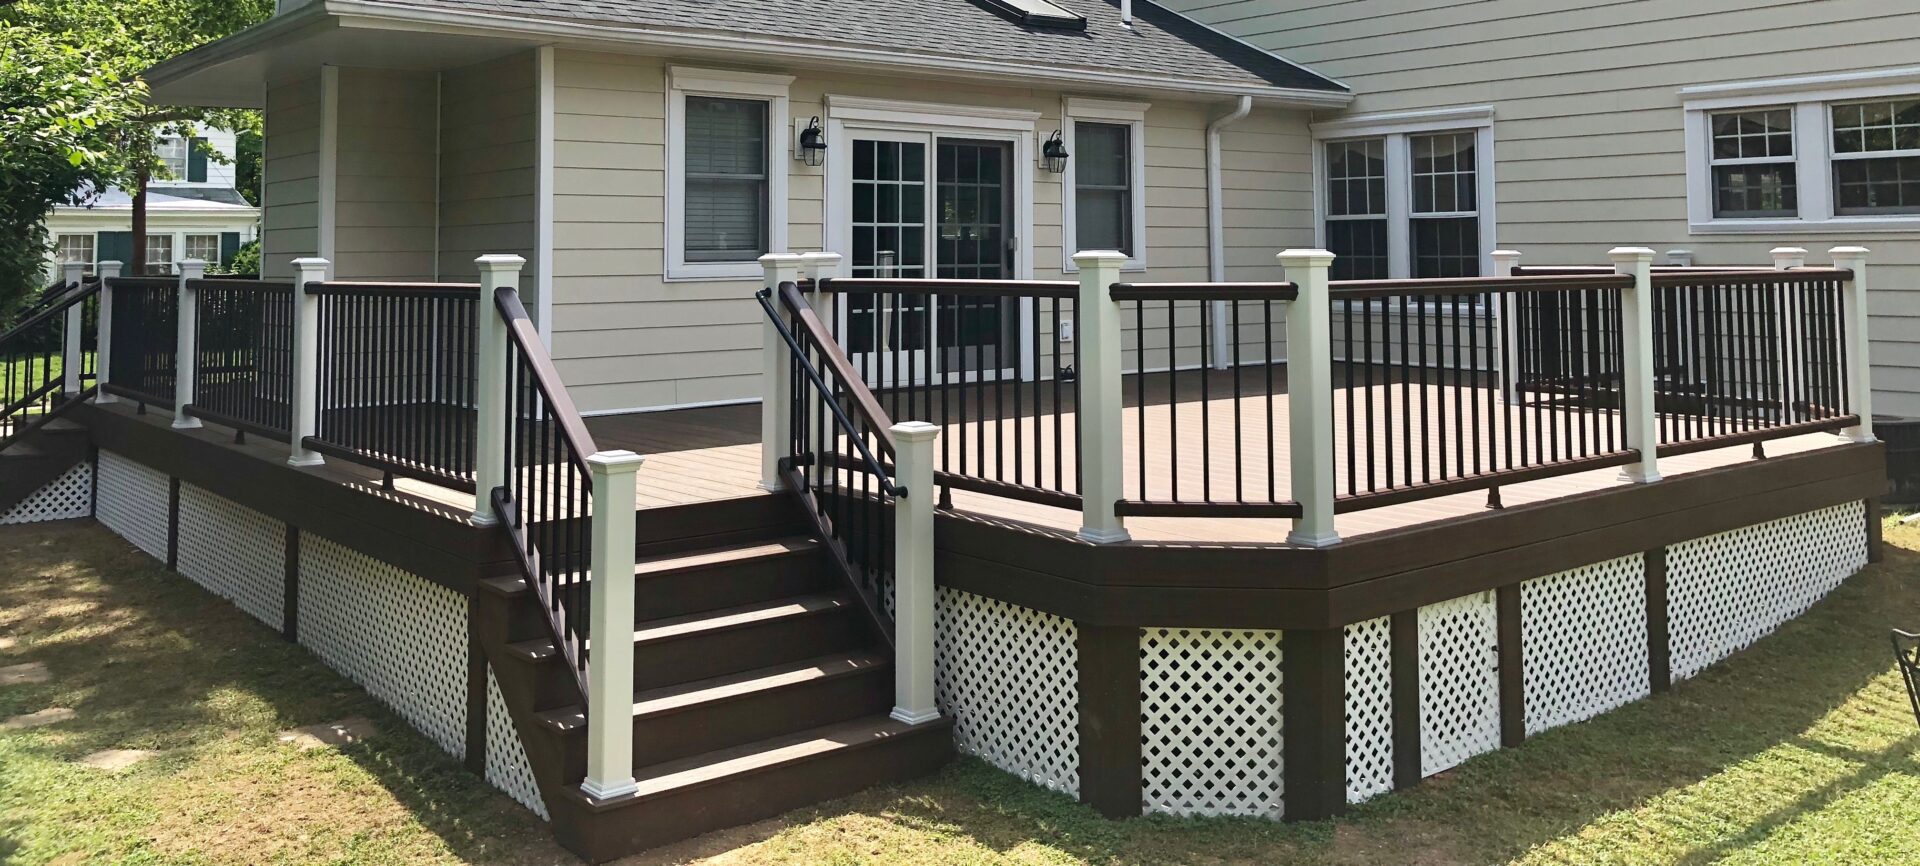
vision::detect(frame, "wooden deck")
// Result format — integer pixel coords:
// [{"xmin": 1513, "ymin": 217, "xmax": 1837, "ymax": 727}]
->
[{"xmin": 576, "ymin": 386, "xmax": 1849, "ymax": 545}]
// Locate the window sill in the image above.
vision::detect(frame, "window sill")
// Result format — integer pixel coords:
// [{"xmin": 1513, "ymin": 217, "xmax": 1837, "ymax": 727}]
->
[
  {"xmin": 665, "ymin": 262, "xmax": 765, "ymax": 282},
  {"xmin": 1061, "ymin": 256, "xmax": 1147, "ymax": 274},
  {"xmin": 1690, "ymin": 216, "xmax": 1920, "ymax": 235}
]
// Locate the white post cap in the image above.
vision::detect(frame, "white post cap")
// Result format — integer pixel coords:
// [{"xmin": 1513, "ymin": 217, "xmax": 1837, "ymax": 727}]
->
[
  {"xmin": 1071, "ymin": 249, "xmax": 1129, "ymax": 266},
  {"xmin": 475, "ymin": 253, "xmax": 527, "ymax": 272},
  {"xmin": 1277, "ymin": 248, "xmax": 1336, "ymax": 266},
  {"xmin": 1608, "ymin": 247, "xmax": 1656, "ymax": 262},
  {"xmin": 1830, "ymin": 246, "xmax": 1871, "ymax": 258},
  {"xmin": 586, "ymin": 449, "xmax": 647, "ymax": 473},
  {"xmin": 758, "ymin": 252, "xmax": 806, "ymax": 266},
  {"xmin": 890, "ymin": 420, "xmax": 941, "ymax": 442}
]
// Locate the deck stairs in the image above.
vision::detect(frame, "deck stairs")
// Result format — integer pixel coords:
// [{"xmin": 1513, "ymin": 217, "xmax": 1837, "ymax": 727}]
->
[
  {"xmin": 0, "ymin": 418, "xmax": 90, "ymax": 515},
  {"xmin": 474, "ymin": 495, "xmax": 952, "ymax": 861}
]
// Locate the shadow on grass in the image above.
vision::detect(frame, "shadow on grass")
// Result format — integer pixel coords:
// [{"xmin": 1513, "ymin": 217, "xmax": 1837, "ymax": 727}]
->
[{"xmin": 0, "ymin": 519, "xmax": 570, "ymax": 865}]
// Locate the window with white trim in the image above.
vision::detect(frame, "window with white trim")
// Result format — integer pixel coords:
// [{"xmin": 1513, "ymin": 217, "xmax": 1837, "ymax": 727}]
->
[
  {"xmin": 666, "ymin": 67, "xmax": 791, "ymax": 280},
  {"xmin": 156, "ymin": 136, "xmax": 188, "ymax": 181},
  {"xmin": 1061, "ymin": 98, "xmax": 1148, "ymax": 271},
  {"xmin": 144, "ymin": 234, "xmax": 173, "ymax": 275},
  {"xmin": 1683, "ymin": 68, "xmax": 1920, "ymax": 231},
  {"xmin": 1314, "ymin": 110, "xmax": 1495, "ymax": 281},
  {"xmin": 185, "ymin": 234, "xmax": 221, "ymax": 267},
  {"xmin": 56, "ymin": 234, "xmax": 94, "ymax": 271}
]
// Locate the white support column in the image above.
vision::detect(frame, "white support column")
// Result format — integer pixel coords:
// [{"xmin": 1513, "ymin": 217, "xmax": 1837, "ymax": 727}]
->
[
  {"xmin": 800, "ymin": 251, "xmax": 842, "ymax": 321},
  {"xmin": 1491, "ymin": 250, "xmax": 1522, "ymax": 403},
  {"xmin": 1831, "ymin": 246, "xmax": 1876, "ymax": 443},
  {"xmin": 172, "ymin": 258, "xmax": 207, "ymax": 428},
  {"xmin": 1771, "ymin": 247, "xmax": 1808, "ymax": 271},
  {"xmin": 94, "ymin": 261, "xmax": 122, "ymax": 404},
  {"xmin": 1074, "ymin": 250, "xmax": 1129, "ymax": 544},
  {"xmin": 889, "ymin": 420, "xmax": 940, "ymax": 725},
  {"xmin": 759, "ymin": 253, "xmax": 806, "ymax": 492},
  {"xmin": 288, "ymin": 258, "xmax": 332, "ymax": 466},
  {"xmin": 581, "ymin": 448, "xmax": 644, "ymax": 802},
  {"xmin": 1611, "ymin": 247, "xmax": 1661, "ymax": 483},
  {"xmin": 1279, "ymin": 249, "xmax": 1338, "ymax": 547},
  {"xmin": 60, "ymin": 261, "xmax": 85, "ymax": 396},
  {"xmin": 473, "ymin": 254, "xmax": 526, "ymax": 525}
]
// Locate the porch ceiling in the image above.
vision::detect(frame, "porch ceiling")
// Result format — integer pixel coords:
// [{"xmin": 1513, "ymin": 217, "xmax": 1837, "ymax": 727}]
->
[{"xmin": 145, "ymin": 9, "xmax": 540, "ymax": 108}]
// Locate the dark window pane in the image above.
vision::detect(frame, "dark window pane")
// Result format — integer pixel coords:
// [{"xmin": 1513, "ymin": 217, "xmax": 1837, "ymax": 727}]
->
[
  {"xmin": 1076, "ymin": 188, "xmax": 1128, "ymax": 253},
  {"xmin": 1410, "ymin": 131, "xmax": 1475, "ymax": 215},
  {"xmin": 1712, "ymin": 163, "xmax": 1798, "ymax": 217},
  {"xmin": 684, "ymin": 177, "xmax": 765, "ymax": 261},
  {"xmin": 1835, "ymin": 156, "xmax": 1920, "ymax": 215},
  {"xmin": 684, "ymin": 96, "xmax": 768, "ymax": 261},
  {"xmin": 1326, "ymin": 138, "xmax": 1387, "ymax": 218},
  {"xmin": 1075, "ymin": 123, "xmax": 1130, "ymax": 187},
  {"xmin": 1326, "ymin": 219, "xmax": 1389, "ymax": 281},
  {"xmin": 1074, "ymin": 122, "xmax": 1133, "ymax": 254},
  {"xmin": 1411, "ymin": 217, "xmax": 1480, "ymax": 278}
]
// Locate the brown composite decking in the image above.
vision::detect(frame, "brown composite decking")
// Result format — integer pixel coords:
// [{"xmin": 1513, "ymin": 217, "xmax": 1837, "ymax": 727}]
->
[{"xmin": 579, "ymin": 368, "xmax": 1848, "ymax": 544}]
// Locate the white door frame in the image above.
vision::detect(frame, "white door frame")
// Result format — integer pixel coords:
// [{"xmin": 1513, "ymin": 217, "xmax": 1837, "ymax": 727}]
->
[{"xmin": 824, "ymin": 95, "xmax": 1039, "ymax": 383}]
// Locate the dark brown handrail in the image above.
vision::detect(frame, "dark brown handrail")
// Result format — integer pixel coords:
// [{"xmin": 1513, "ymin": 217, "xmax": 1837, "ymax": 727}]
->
[
  {"xmin": 496, "ymin": 287, "xmax": 598, "ymax": 471},
  {"xmin": 307, "ymin": 281, "xmax": 482, "ymax": 298},
  {"xmin": 777, "ymin": 282, "xmax": 897, "ymax": 457},
  {"xmin": 1330, "ymin": 273, "xmax": 1633, "ymax": 299},
  {"xmin": 185, "ymin": 278, "xmax": 295, "ymax": 293},
  {"xmin": 105, "ymin": 276, "xmax": 181, "ymax": 290},
  {"xmin": 1650, "ymin": 268, "xmax": 1851, "ymax": 288},
  {"xmin": 812, "ymin": 276, "xmax": 1077, "ymax": 299},
  {"xmin": 1110, "ymin": 282, "xmax": 1300, "ymax": 302}
]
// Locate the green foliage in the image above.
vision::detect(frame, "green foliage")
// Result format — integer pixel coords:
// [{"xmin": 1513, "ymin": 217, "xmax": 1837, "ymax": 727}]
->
[
  {"xmin": 227, "ymin": 238, "xmax": 260, "ymax": 276},
  {"xmin": 0, "ymin": 0, "xmax": 272, "ymax": 310},
  {"xmin": 234, "ymin": 128, "xmax": 262, "ymax": 207}
]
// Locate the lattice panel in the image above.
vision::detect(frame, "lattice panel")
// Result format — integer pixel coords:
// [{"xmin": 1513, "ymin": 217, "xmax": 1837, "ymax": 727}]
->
[
  {"xmin": 934, "ymin": 587, "xmax": 1079, "ymax": 795},
  {"xmin": 1521, "ymin": 554, "xmax": 1649, "ymax": 735},
  {"xmin": 486, "ymin": 666, "xmax": 548, "ymax": 820},
  {"xmin": 1418, "ymin": 593, "xmax": 1500, "ymax": 777},
  {"xmin": 0, "ymin": 461, "xmax": 92, "ymax": 525},
  {"xmin": 1668, "ymin": 501, "xmax": 1867, "ymax": 682},
  {"xmin": 1344, "ymin": 615, "xmax": 1395, "ymax": 803},
  {"xmin": 95, "ymin": 450, "xmax": 169, "ymax": 560},
  {"xmin": 175, "ymin": 483, "xmax": 285, "ymax": 629},
  {"xmin": 296, "ymin": 533, "xmax": 469, "ymax": 756},
  {"xmin": 1140, "ymin": 628, "xmax": 1283, "ymax": 818}
]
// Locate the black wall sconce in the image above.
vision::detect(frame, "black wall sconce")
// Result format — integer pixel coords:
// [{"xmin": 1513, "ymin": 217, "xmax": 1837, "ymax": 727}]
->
[
  {"xmin": 1042, "ymin": 129, "xmax": 1069, "ymax": 174},
  {"xmin": 798, "ymin": 116, "xmax": 827, "ymax": 167}
]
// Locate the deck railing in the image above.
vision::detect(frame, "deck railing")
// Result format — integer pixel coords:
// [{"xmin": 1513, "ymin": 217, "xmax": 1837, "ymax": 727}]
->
[
  {"xmin": 1, "ymin": 264, "xmax": 98, "ymax": 449},
  {"xmin": 102, "ymin": 271, "xmax": 180, "ymax": 410},
  {"xmin": 764, "ymin": 244, "xmax": 1873, "ymax": 548},
  {"xmin": 184, "ymin": 278, "xmax": 296, "ymax": 439}
]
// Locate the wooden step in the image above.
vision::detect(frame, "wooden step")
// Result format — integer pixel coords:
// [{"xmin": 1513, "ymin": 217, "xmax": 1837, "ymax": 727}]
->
[
  {"xmin": 632, "ymin": 494, "xmax": 808, "ymax": 558},
  {"xmin": 634, "ymin": 536, "xmax": 832, "ymax": 620},
  {"xmin": 551, "ymin": 716, "xmax": 953, "ymax": 861},
  {"xmin": 535, "ymin": 651, "xmax": 892, "ymax": 768},
  {"xmin": 632, "ymin": 593, "xmax": 865, "ymax": 689}
]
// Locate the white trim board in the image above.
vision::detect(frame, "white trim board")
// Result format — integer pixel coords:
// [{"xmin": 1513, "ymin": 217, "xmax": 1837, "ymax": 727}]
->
[
  {"xmin": 664, "ymin": 66, "xmax": 793, "ymax": 282},
  {"xmin": 535, "ymin": 45, "xmax": 556, "ymax": 344}
]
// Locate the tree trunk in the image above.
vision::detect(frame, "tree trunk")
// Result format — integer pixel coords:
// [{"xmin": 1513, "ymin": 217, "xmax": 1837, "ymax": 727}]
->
[{"xmin": 130, "ymin": 168, "xmax": 150, "ymax": 275}]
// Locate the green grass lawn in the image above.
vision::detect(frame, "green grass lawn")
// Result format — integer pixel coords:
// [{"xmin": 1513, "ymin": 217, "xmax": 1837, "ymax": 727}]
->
[{"xmin": 2, "ymin": 515, "xmax": 1919, "ymax": 865}]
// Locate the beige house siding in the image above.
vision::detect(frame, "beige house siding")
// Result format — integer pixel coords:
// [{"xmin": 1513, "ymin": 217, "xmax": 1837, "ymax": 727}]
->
[
  {"xmin": 439, "ymin": 54, "xmax": 539, "ymax": 302},
  {"xmin": 332, "ymin": 68, "xmax": 439, "ymax": 283},
  {"xmin": 261, "ymin": 73, "xmax": 321, "ymax": 280},
  {"xmin": 549, "ymin": 49, "xmax": 1314, "ymax": 414},
  {"xmin": 1168, "ymin": 0, "xmax": 1920, "ymax": 417}
]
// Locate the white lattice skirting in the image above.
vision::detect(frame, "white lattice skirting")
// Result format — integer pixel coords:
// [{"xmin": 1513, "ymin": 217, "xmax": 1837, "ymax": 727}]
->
[
  {"xmin": 1668, "ymin": 501, "xmax": 1867, "ymax": 682},
  {"xmin": 1, "ymin": 461, "xmax": 92, "ymax": 525},
  {"xmin": 1522, "ymin": 554, "xmax": 1649, "ymax": 735},
  {"xmin": 934, "ymin": 587, "xmax": 1080, "ymax": 796},
  {"xmin": 84, "ymin": 452, "xmax": 549, "ymax": 820},
  {"xmin": 1343, "ymin": 615, "xmax": 1394, "ymax": 804},
  {"xmin": 1141, "ymin": 628, "xmax": 1283, "ymax": 818}
]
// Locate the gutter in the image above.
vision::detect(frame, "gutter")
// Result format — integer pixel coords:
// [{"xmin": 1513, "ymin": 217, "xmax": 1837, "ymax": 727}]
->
[{"xmin": 1206, "ymin": 95, "xmax": 1253, "ymax": 369}]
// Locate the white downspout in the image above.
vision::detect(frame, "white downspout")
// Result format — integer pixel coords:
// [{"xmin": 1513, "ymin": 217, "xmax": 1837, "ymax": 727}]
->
[
  {"xmin": 1207, "ymin": 95, "xmax": 1253, "ymax": 369},
  {"xmin": 1121, "ymin": 0, "xmax": 1133, "ymax": 27}
]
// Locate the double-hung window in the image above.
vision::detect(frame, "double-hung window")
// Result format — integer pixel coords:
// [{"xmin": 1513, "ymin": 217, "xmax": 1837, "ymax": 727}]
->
[
  {"xmin": 185, "ymin": 234, "xmax": 221, "ymax": 267},
  {"xmin": 1315, "ymin": 108, "xmax": 1495, "ymax": 280},
  {"xmin": 1061, "ymin": 97, "xmax": 1148, "ymax": 271},
  {"xmin": 156, "ymin": 137, "xmax": 189, "ymax": 181},
  {"xmin": 1683, "ymin": 69, "xmax": 1920, "ymax": 231},
  {"xmin": 56, "ymin": 234, "xmax": 95, "ymax": 272},
  {"xmin": 666, "ymin": 68, "xmax": 792, "ymax": 280},
  {"xmin": 144, "ymin": 234, "xmax": 173, "ymax": 275}
]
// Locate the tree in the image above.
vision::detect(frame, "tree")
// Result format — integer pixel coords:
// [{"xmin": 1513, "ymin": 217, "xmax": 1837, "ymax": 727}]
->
[{"xmin": 0, "ymin": 0, "xmax": 271, "ymax": 297}]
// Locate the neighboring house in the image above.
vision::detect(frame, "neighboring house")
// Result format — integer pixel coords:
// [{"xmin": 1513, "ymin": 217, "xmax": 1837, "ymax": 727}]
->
[
  {"xmin": 1161, "ymin": 0, "xmax": 1920, "ymax": 423},
  {"xmin": 143, "ymin": 0, "xmax": 1350, "ymax": 413},
  {"xmin": 45, "ymin": 126, "xmax": 261, "ymax": 279}
]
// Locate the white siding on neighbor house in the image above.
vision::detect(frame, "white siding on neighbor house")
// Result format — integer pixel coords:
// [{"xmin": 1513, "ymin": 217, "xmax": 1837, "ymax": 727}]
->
[
  {"xmin": 333, "ymin": 68, "xmax": 439, "ymax": 283},
  {"xmin": 439, "ymin": 54, "xmax": 538, "ymax": 303},
  {"xmin": 548, "ymin": 49, "xmax": 1315, "ymax": 414},
  {"xmin": 1168, "ymin": 0, "xmax": 1920, "ymax": 416},
  {"xmin": 262, "ymin": 72, "xmax": 321, "ymax": 280}
]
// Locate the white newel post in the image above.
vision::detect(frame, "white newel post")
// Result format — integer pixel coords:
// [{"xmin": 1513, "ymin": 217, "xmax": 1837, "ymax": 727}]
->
[
  {"xmin": 582, "ymin": 449, "xmax": 644, "ymax": 801},
  {"xmin": 1611, "ymin": 247, "xmax": 1661, "ymax": 483},
  {"xmin": 1771, "ymin": 246, "xmax": 1808, "ymax": 271},
  {"xmin": 95, "ymin": 260, "xmax": 122, "ymax": 403},
  {"xmin": 1831, "ymin": 246, "xmax": 1876, "ymax": 443},
  {"xmin": 1073, "ymin": 250, "xmax": 1129, "ymax": 543},
  {"xmin": 172, "ymin": 259, "xmax": 207, "ymax": 428},
  {"xmin": 1279, "ymin": 249, "xmax": 1338, "ymax": 547},
  {"xmin": 288, "ymin": 258, "xmax": 332, "ymax": 467},
  {"xmin": 889, "ymin": 420, "xmax": 940, "ymax": 725},
  {"xmin": 60, "ymin": 261, "xmax": 85, "ymax": 396},
  {"xmin": 473, "ymin": 254, "xmax": 525, "ymax": 525},
  {"xmin": 1491, "ymin": 249, "xmax": 1522, "ymax": 403},
  {"xmin": 800, "ymin": 251, "xmax": 842, "ymax": 321},
  {"xmin": 759, "ymin": 253, "xmax": 806, "ymax": 492}
]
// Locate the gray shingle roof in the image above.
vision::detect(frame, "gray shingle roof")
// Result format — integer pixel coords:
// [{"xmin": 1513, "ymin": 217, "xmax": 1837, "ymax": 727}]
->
[{"xmin": 365, "ymin": 0, "xmax": 1345, "ymax": 93}]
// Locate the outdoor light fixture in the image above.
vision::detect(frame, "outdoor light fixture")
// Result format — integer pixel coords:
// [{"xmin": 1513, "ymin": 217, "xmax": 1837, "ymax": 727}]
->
[
  {"xmin": 1042, "ymin": 129, "xmax": 1069, "ymax": 173},
  {"xmin": 798, "ymin": 116, "xmax": 827, "ymax": 167}
]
